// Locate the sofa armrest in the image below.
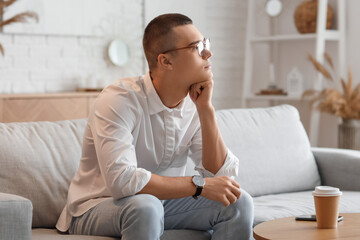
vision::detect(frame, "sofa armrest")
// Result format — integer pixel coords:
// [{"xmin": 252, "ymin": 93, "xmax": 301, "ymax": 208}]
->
[
  {"xmin": 0, "ymin": 192, "xmax": 33, "ymax": 240},
  {"xmin": 312, "ymin": 147, "xmax": 360, "ymax": 191}
]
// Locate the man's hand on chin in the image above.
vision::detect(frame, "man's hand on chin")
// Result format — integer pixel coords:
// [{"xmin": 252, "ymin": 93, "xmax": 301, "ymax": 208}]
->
[{"xmin": 189, "ymin": 79, "xmax": 214, "ymax": 109}]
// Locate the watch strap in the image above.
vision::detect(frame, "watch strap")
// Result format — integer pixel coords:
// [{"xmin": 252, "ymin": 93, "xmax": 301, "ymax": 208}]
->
[{"xmin": 192, "ymin": 186, "xmax": 203, "ymax": 200}]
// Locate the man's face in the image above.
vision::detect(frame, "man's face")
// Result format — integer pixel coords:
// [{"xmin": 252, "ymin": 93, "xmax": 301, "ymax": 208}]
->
[{"xmin": 166, "ymin": 24, "xmax": 213, "ymax": 88}]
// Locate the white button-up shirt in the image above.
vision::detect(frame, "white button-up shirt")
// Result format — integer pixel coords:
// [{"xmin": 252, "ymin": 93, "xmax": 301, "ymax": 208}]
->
[{"xmin": 56, "ymin": 72, "xmax": 239, "ymax": 232}]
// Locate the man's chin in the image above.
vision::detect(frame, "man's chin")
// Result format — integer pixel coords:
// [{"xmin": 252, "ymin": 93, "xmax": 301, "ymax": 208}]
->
[
  {"xmin": 204, "ymin": 67, "xmax": 213, "ymax": 78},
  {"xmin": 205, "ymin": 71, "xmax": 213, "ymax": 81}
]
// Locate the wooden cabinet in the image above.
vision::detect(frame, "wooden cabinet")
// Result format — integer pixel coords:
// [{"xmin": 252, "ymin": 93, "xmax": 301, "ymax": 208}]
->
[{"xmin": 0, "ymin": 92, "xmax": 99, "ymax": 122}]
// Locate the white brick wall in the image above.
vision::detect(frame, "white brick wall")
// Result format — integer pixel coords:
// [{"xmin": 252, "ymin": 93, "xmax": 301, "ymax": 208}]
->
[
  {"xmin": 0, "ymin": 1, "xmax": 144, "ymax": 94},
  {"xmin": 0, "ymin": 0, "xmax": 248, "ymax": 111},
  {"xmin": 206, "ymin": 0, "xmax": 247, "ymax": 110}
]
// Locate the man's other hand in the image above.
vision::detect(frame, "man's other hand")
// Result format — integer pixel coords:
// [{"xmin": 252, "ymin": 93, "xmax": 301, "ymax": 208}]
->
[{"xmin": 201, "ymin": 176, "xmax": 241, "ymax": 207}]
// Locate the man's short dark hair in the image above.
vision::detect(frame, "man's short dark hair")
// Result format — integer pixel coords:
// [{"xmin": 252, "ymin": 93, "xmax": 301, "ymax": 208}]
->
[{"xmin": 143, "ymin": 13, "xmax": 193, "ymax": 70}]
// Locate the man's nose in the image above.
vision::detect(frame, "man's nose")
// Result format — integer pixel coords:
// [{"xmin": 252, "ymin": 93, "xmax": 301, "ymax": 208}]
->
[{"xmin": 202, "ymin": 49, "xmax": 212, "ymax": 60}]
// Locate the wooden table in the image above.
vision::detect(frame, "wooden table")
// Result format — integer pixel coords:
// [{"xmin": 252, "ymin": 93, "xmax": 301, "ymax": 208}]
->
[{"xmin": 253, "ymin": 213, "xmax": 360, "ymax": 240}]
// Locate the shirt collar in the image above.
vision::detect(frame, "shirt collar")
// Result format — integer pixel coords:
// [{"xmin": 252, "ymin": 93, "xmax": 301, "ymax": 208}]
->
[{"xmin": 144, "ymin": 72, "xmax": 185, "ymax": 118}]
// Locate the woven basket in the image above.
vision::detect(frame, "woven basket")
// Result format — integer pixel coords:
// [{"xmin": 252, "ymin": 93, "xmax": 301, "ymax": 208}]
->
[{"xmin": 294, "ymin": 0, "xmax": 333, "ymax": 33}]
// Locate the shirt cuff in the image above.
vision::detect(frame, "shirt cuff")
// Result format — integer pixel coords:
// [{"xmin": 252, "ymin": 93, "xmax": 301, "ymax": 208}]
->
[{"xmin": 194, "ymin": 149, "xmax": 239, "ymax": 178}]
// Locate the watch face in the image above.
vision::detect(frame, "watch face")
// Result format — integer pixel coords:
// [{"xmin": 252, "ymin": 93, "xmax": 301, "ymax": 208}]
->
[{"xmin": 193, "ymin": 175, "xmax": 205, "ymax": 187}]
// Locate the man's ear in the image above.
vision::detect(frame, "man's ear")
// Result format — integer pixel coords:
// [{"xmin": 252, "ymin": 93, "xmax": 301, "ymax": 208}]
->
[{"xmin": 157, "ymin": 54, "xmax": 173, "ymax": 70}]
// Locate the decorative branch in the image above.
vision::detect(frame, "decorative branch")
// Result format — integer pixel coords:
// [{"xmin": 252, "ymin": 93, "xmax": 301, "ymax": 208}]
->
[
  {"xmin": 0, "ymin": 0, "xmax": 38, "ymax": 56},
  {"xmin": 0, "ymin": 0, "xmax": 18, "ymax": 9},
  {"xmin": 0, "ymin": 44, "xmax": 4, "ymax": 55},
  {"xmin": 303, "ymin": 53, "xmax": 360, "ymax": 119},
  {"xmin": 308, "ymin": 53, "xmax": 333, "ymax": 81},
  {"xmin": 0, "ymin": 11, "xmax": 38, "ymax": 28}
]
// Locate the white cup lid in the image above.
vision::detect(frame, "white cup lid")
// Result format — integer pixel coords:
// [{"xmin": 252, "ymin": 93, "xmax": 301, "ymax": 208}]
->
[{"xmin": 312, "ymin": 186, "xmax": 342, "ymax": 196}]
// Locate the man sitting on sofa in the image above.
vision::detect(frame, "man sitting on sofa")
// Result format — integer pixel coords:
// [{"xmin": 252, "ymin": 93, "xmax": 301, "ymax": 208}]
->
[{"xmin": 56, "ymin": 13, "xmax": 254, "ymax": 240}]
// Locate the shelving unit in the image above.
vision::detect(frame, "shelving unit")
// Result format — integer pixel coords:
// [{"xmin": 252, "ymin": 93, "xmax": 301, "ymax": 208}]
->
[{"xmin": 242, "ymin": 0, "xmax": 346, "ymax": 146}]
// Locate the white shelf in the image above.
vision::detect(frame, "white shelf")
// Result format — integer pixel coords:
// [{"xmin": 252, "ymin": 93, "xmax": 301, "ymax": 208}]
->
[
  {"xmin": 250, "ymin": 30, "xmax": 340, "ymax": 43},
  {"xmin": 324, "ymin": 30, "xmax": 342, "ymax": 40},
  {"xmin": 242, "ymin": 0, "xmax": 346, "ymax": 146}
]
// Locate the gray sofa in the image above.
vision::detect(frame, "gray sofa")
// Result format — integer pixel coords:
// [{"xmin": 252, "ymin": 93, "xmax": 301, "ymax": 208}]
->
[{"xmin": 1, "ymin": 104, "xmax": 360, "ymax": 240}]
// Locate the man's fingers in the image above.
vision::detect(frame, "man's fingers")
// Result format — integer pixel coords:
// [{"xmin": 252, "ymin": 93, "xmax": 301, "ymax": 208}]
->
[
  {"xmin": 227, "ymin": 192, "xmax": 238, "ymax": 204},
  {"xmin": 231, "ymin": 179, "xmax": 240, "ymax": 188},
  {"xmin": 189, "ymin": 85, "xmax": 199, "ymax": 101},
  {"xmin": 222, "ymin": 196, "xmax": 231, "ymax": 207},
  {"xmin": 227, "ymin": 178, "xmax": 241, "ymax": 199},
  {"xmin": 192, "ymin": 80, "xmax": 212, "ymax": 90},
  {"xmin": 196, "ymin": 85, "xmax": 201, "ymax": 95},
  {"xmin": 202, "ymin": 176, "xmax": 242, "ymax": 206},
  {"xmin": 188, "ymin": 80, "xmax": 213, "ymax": 105},
  {"xmin": 193, "ymin": 83, "xmax": 204, "ymax": 95},
  {"xmin": 230, "ymin": 186, "xmax": 241, "ymax": 199}
]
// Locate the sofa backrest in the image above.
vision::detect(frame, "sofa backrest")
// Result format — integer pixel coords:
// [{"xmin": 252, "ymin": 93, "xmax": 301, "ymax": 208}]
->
[
  {"xmin": 214, "ymin": 104, "xmax": 321, "ymax": 196},
  {"xmin": 0, "ymin": 119, "xmax": 86, "ymax": 228},
  {"xmin": 0, "ymin": 105, "xmax": 321, "ymax": 228}
]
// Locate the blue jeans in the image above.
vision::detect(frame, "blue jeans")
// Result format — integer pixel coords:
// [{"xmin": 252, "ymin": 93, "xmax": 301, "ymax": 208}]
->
[{"xmin": 69, "ymin": 190, "xmax": 254, "ymax": 240}]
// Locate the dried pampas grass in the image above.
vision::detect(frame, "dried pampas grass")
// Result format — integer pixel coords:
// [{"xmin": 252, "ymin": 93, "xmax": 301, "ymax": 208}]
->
[
  {"xmin": 0, "ymin": 0, "xmax": 38, "ymax": 56},
  {"xmin": 0, "ymin": 12, "xmax": 38, "ymax": 28},
  {"xmin": 308, "ymin": 54, "xmax": 333, "ymax": 81},
  {"xmin": 302, "ymin": 53, "xmax": 360, "ymax": 119},
  {"xmin": 0, "ymin": 0, "xmax": 17, "ymax": 9}
]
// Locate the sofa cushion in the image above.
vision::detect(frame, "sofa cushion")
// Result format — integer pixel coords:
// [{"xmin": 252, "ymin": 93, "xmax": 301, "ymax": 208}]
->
[
  {"xmin": 0, "ymin": 192, "xmax": 33, "ymax": 240},
  {"xmin": 32, "ymin": 228, "xmax": 119, "ymax": 240},
  {"xmin": 253, "ymin": 190, "xmax": 360, "ymax": 226},
  {"xmin": 0, "ymin": 119, "xmax": 87, "ymax": 228},
  {"xmin": 32, "ymin": 229, "xmax": 211, "ymax": 240},
  {"xmin": 215, "ymin": 105, "xmax": 321, "ymax": 196}
]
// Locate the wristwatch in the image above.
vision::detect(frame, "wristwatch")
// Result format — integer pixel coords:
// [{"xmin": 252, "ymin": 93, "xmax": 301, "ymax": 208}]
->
[{"xmin": 192, "ymin": 175, "xmax": 205, "ymax": 199}]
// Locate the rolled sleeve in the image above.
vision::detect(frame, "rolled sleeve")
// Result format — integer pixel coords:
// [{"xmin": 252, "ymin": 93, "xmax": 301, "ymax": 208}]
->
[
  {"xmin": 189, "ymin": 125, "xmax": 239, "ymax": 178},
  {"xmin": 90, "ymin": 91, "xmax": 152, "ymax": 199},
  {"xmin": 194, "ymin": 149, "xmax": 239, "ymax": 178},
  {"xmin": 108, "ymin": 165, "xmax": 151, "ymax": 199}
]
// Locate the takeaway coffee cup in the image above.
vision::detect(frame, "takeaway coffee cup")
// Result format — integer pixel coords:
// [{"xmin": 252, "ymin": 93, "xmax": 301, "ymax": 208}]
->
[{"xmin": 312, "ymin": 186, "xmax": 342, "ymax": 229}]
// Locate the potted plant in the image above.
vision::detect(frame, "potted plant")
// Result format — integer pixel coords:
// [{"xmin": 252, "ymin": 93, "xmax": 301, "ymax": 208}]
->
[
  {"xmin": 303, "ymin": 53, "xmax": 360, "ymax": 150},
  {"xmin": 0, "ymin": 0, "xmax": 38, "ymax": 56}
]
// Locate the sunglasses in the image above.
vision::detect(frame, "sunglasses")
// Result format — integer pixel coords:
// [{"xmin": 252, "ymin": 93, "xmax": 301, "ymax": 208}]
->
[{"xmin": 160, "ymin": 38, "xmax": 211, "ymax": 58}]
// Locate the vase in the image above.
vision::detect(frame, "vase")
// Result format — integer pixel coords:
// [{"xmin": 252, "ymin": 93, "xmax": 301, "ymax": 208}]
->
[{"xmin": 338, "ymin": 119, "xmax": 360, "ymax": 150}]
